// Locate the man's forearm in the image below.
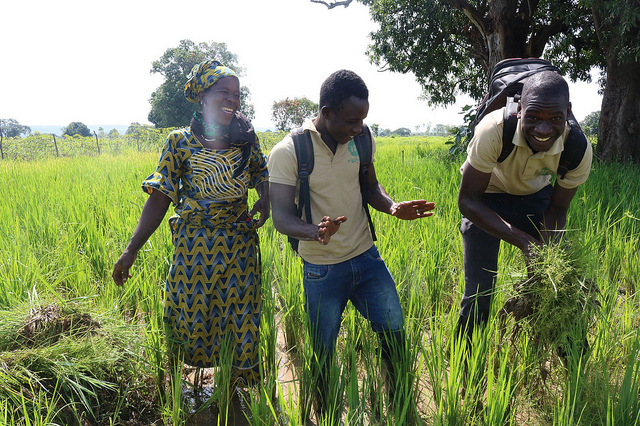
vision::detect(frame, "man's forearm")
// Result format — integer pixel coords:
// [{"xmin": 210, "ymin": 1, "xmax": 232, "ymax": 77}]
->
[
  {"xmin": 461, "ymin": 198, "xmax": 537, "ymax": 252},
  {"xmin": 273, "ymin": 214, "xmax": 320, "ymax": 241},
  {"xmin": 367, "ymin": 183, "xmax": 394, "ymax": 214}
]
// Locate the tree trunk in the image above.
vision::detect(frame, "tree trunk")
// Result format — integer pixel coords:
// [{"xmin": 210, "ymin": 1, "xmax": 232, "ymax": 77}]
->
[
  {"xmin": 597, "ymin": 59, "xmax": 640, "ymax": 163},
  {"xmin": 484, "ymin": 0, "xmax": 536, "ymax": 74}
]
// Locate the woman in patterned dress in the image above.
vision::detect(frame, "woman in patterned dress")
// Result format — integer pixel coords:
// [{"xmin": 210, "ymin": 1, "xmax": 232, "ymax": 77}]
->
[{"xmin": 112, "ymin": 60, "xmax": 269, "ymax": 386}]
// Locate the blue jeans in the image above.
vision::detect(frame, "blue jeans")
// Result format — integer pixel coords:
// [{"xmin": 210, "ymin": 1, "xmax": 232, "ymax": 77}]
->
[
  {"xmin": 303, "ymin": 245, "xmax": 404, "ymax": 354},
  {"xmin": 303, "ymin": 245, "xmax": 407, "ymax": 412}
]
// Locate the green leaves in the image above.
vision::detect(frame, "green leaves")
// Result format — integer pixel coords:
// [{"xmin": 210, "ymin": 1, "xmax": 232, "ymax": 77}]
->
[
  {"xmin": 271, "ymin": 97, "xmax": 319, "ymax": 132},
  {"xmin": 0, "ymin": 118, "xmax": 31, "ymax": 138},
  {"xmin": 363, "ymin": 0, "xmax": 594, "ymax": 106}
]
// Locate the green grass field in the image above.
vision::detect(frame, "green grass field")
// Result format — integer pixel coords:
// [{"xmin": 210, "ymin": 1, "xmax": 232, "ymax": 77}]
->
[{"xmin": 0, "ymin": 134, "xmax": 639, "ymax": 425}]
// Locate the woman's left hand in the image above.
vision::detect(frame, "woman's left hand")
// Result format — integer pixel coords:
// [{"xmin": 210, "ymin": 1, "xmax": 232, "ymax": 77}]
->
[{"xmin": 249, "ymin": 195, "xmax": 270, "ymax": 228}]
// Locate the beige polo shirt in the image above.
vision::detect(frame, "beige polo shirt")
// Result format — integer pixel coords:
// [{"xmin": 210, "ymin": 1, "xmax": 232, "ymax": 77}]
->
[
  {"xmin": 268, "ymin": 119, "xmax": 374, "ymax": 264},
  {"xmin": 464, "ymin": 109, "xmax": 592, "ymax": 195}
]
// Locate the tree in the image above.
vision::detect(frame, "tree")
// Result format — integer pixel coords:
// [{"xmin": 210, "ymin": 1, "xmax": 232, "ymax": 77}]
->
[
  {"xmin": 63, "ymin": 122, "xmax": 91, "ymax": 137},
  {"xmin": 148, "ymin": 39, "xmax": 255, "ymax": 128},
  {"xmin": 580, "ymin": 111, "xmax": 600, "ymax": 137},
  {"xmin": 0, "ymin": 118, "xmax": 31, "ymax": 137},
  {"xmin": 545, "ymin": 0, "xmax": 640, "ymax": 162},
  {"xmin": 432, "ymin": 124, "xmax": 448, "ymax": 136},
  {"xmin": 126, "ymin": 122, "xmax": 152, "ymax": 135},
  {"xmin": 271, "ymin": 97, "xmax": 319, "ymax": 132},
  {"xmin": 108, "ymin": 128, "xmax": 120, "ymax": 138},
  {"xmin": 359, "ymin": 0, "xmax": 593, "ymax": 108},
  {"xmin": 370, "ymin": 123, "xmax": 380, "ymax": 136},
  {"xmin": 359, "ymin": 0, "xmax": 640, "ymax": 162},
  {"xmin": 392, "ymin": 127, "xmax": 411, "ymax": 136},
  {"xmin": 588, "ymin": 0, "xmax": 639, "ymax": 162}
]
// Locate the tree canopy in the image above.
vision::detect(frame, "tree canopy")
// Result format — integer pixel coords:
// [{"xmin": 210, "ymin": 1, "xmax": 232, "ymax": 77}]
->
[
  {"xmin": 63, "ymin": 122, "xmax": 92, "ymax": 137},
  {"xmin": 358, "ymin": 0, "xmax": 593, "ymax": 107},
  {"xmin": 125, "ymin": 122, "xmax": 153, "ymax": 135},
  {"xmin": 148, "ymin": 40, "xmax": 255, "ymax": 128},
  {"xmin": 0, "ymin": 118, "xmax": 31, "ymax": 138},
  {"xmin": 271, "ymin": 97, "xmax": 319, "ymax": 132},
  {"xmin": 580, "ymin": 111, "xmax": 600, "ymax": 137},
  {"xmin": 350, "ymin": 0, "xmax": 640, "ymax": 162},
  {"xmin": 546, "ymin": 0, "xmax": 640, "ymax": 162},
  {"xmin": 392, "ymin": 127, "xmax": 411, "ymax": 136}
]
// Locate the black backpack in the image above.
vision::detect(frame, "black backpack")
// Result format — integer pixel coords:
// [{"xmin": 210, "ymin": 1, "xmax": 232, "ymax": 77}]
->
[
  {"xmin": 473, "ymin": 58, "xmax": 588, "ymax": 179},
  {"xmin": 288, "ymin": 124, "xmax": 377, "ymax": 252}
]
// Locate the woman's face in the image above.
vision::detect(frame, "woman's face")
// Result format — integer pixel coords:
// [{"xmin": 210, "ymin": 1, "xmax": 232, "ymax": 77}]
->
[{"xmin": 199, "ymin": 76, "xmax": 240, "ymax": 126}]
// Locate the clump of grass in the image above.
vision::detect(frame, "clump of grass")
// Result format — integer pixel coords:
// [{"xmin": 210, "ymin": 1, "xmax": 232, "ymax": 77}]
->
[
  {"xmin": 0, "ymin": 299, "xmax": 159, "ymax": 425},
  {"xmin": 501, "ymin": 240, "xmax": 600, "ymax": 366}
]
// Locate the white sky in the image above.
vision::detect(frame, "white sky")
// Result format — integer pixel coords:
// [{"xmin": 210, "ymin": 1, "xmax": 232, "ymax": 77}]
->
[{"xmin": 0, "ymin": 0, "xmax": 603, "ymax": 131}]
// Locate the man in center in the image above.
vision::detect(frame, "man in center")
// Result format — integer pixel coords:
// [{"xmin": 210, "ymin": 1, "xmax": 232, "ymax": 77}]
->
[{"xmin": 268, "ymin": 69, "xmax": 435, "ymax": 419}]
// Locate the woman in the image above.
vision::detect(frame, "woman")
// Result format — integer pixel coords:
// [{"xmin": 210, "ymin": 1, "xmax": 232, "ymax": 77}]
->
[{"xmin": 112, "ymin": 60, "xmax": 269, "ymax": 386}]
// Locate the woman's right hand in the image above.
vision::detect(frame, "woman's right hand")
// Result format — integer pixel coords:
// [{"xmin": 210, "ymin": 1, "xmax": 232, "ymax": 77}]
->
[
  {"xmin": 112, "ymin": 250, "xmax": 137, "ymax": 286},
  {"xmin": 112, "ymin": 191, "xmax": 171, "ymax": 286}
]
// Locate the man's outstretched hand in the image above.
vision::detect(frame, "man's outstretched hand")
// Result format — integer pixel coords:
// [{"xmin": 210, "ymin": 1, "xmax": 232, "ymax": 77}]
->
[{"xmin": 391, "ymin": 200, "xmax": 435, "ymax": 220}]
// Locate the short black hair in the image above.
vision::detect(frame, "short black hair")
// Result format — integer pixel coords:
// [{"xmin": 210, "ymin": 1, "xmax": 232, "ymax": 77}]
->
[
  {"xmin": 521, "ymin": 71, "xmax": 570, "ymax": 106},
  {"xmin": 319, "ymin": 69, "xmax": 369, "ymax": 111}
]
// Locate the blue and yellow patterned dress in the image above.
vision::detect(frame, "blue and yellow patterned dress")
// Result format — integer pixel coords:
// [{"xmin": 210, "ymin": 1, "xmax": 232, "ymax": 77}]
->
[{"xmin": 142, "ymin": 119, "xmax": 268, "ymax": 384}]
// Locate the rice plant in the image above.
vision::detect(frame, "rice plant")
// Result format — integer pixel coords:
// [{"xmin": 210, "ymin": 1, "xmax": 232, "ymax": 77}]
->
[{"xmin": 0, "ymin": 136, "xmax": 638, "ymax": 424}]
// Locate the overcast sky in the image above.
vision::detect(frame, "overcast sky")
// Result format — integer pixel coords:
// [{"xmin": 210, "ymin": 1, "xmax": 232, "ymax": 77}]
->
[{"xmin": 1, "ymin": 0, "xmax": 603, "ymax": 131}]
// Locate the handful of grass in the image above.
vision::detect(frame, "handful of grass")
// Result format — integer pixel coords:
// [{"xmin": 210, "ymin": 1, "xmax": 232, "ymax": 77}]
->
[{"xmin": 501, "ymin": 241, "xmax": 600, "ymax": 358}]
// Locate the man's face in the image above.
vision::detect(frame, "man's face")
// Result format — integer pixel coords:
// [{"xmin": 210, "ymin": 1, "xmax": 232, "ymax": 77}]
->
[
  {"xmin": 324, "ymin": 96, "xmax": 369, "ymax": 145},
  {"xmin": 518, "ymin": 93, "xmax": 571, "ymax": 152}
]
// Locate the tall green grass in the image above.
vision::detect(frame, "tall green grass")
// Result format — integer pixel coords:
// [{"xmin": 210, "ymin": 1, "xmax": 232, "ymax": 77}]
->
[{"xmin": 0, "ymin": 137, "xmax": 638, "ymax": 424}]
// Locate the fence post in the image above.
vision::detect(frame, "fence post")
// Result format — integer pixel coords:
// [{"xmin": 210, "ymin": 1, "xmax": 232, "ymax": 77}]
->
[
  {"xmin": 0, "ymin": 133, "xmax": 4, "ymax": 160},
  {"xmin": 52, "ymin": 134, "xmax": 59, "ymax": 157},
  {"xmin": 94, "ymin": 131, "xmax": 101, "ymax": 155}
]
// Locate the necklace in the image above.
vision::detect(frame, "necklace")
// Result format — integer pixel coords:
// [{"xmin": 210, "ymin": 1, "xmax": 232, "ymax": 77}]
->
[
  {"xmin": 193, "ymin": 111, "xmax": 223, "ymax": 142},
  {"xmin": 204, "ymin": 122, "xmax": 219, "ymax": 134}
]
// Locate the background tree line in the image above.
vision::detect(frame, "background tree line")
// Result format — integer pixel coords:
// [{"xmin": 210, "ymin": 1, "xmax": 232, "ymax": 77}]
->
[
  {"xmin": 5, "ymin": 0, "xmax": 638, "ymax": 163},
  {"xmin": 145, "ymin": 0, "xmax": 639, "ymax": 164}
]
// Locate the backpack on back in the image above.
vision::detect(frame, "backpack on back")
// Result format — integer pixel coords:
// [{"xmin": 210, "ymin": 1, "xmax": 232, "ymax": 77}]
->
[
  {"xmin": 473, "ymin": 58, "xmax": 588, "ymax": 179},
  {"xmin": 288, "ymin": 125, "xmax": 377, "ymax": 252}
]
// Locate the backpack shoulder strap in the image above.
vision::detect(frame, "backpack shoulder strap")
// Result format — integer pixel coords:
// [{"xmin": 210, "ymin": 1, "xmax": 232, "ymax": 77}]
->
[
  {"xmin": 353, "ymin": 124, "xmax": 373, "ymax": 166},
  {"xmin": 498, "ymin": 95, "xmax": 519, "ymax": 162},
  {"xmin": 353, "ymin": 124, "xmax": 377, "ymax": 242},
  {"xmin": 557, "ymin": 113, "xmax": 589, "ymax": 179},
  {"xmin": 291, "ymin": 127, "xmax": 314, "ymax": 224}
]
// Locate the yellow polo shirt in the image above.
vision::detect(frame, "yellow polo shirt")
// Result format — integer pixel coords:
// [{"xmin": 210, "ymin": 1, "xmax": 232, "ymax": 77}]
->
[
  {"xmin": 268, "ymin": 119, "xmax": 374, "ymax": 264},
  {"xmin": 464, "ymin": 109, "xmax": 592, "ymax": 195}
]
